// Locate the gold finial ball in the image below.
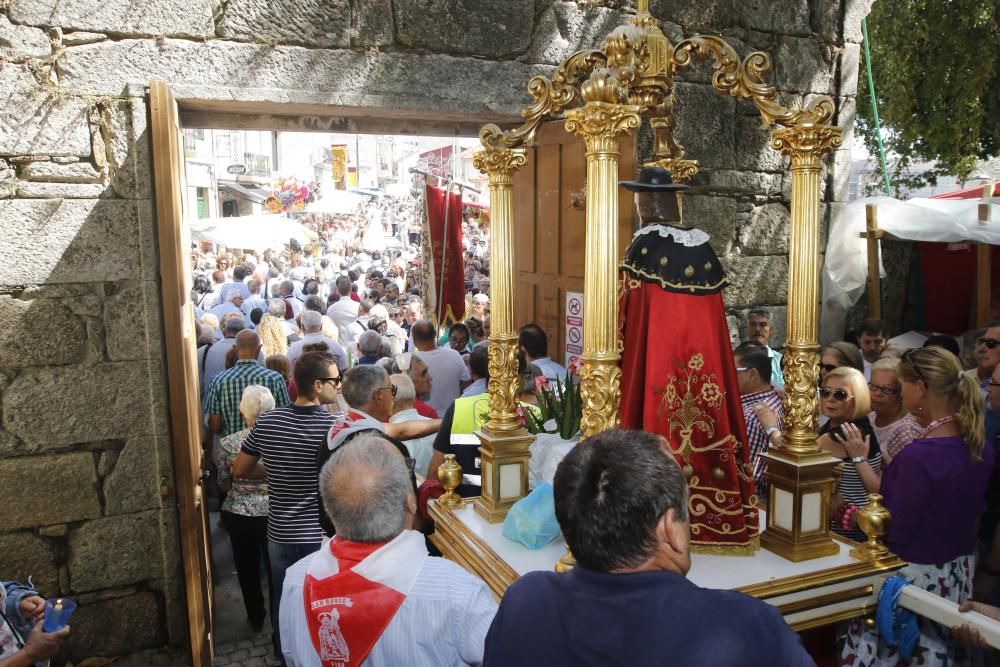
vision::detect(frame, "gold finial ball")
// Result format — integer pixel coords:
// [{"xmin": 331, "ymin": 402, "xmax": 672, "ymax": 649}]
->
[
  {"xmin": 684, "ymin": 265, "xmax": 695, "ymax": 278},
  {"xmin": 660, "ymin": 257, "xmax": 668, "ymax": 266},
  {"xmin": 712, "ymin": 467, "xmax": 725, "ymax": 480},
  {"xmin": 682, "ymin": 464, "xmax": 694, "ymax": 477}
]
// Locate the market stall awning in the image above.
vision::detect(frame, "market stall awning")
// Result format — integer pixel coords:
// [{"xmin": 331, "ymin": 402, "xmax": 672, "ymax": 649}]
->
[
  {"xmin": 218, "ymin": 180, "xmax": 268, "ymax": 204},
  {"xmin": 189, "ymin": 213, "xmax": 316, "ymax": 251},
  {"xmin": 822, "ymin": 196, "xmax": 1000, "ymax": 339},
  {"xmin": 304, "ymin": 189, "xmax": 367, "ymax": 214}
]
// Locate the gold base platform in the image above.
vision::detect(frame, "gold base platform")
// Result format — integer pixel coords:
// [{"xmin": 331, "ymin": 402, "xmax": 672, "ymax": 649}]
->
[{"xmin": 430, "ymin": 498, "xmax": 906, "ymax": 631}]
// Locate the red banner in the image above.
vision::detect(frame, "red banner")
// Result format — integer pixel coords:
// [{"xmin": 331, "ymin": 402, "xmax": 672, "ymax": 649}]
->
[{"xmin": 424, "ymin": 184, "xmax": 466, "ymax": 326}]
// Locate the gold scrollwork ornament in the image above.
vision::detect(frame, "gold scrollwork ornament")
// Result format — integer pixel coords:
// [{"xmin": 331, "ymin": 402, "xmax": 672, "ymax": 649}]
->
[{"xmin": 580, "ymin": 359, "xmax": 622, "ymax": 439}]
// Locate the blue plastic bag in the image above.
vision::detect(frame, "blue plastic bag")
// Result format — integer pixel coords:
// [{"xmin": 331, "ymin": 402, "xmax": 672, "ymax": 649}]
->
[{"xmin": 502, "ymin": 483, "xmax": 560, "ymax": 550}]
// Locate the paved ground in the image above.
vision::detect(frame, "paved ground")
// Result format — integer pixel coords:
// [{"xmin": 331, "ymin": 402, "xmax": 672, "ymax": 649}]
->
[{"xmin": 214, "ymin": 634, "xmax": 281, "ymax": 667}]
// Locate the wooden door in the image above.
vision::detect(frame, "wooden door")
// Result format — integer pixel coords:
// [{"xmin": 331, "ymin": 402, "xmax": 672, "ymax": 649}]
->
[
  {"xmin": 512, "ymin": 121, "xmax": 637, "ymax": 365},
  {"xmin": 149, "ymin": 80, "xmax": 214, "ymax": 666}
]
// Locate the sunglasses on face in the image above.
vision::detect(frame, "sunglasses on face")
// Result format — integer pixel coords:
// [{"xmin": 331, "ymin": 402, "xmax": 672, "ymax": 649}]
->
[
  {"xmin": 819, "ymin": 363, "xmax": 838, "ymax": 373},
  {"xmin": 868, "ymin": 382, "xmax": 899, "ymax": 397},
  {"xmin": 319, "ymin": 376, "xmax": 343, "ymax": 386},
  {"xmin": 819, "ymin": 387, "xmax": 853, "ymax": 401},
  {"xmin": 978, "ymin": 337, "xmax": 1000, "ymax": 350}
]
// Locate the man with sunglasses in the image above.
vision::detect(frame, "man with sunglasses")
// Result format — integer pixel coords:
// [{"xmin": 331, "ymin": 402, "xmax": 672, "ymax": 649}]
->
[
  {"xmin": 963, "ymin": 322, "xmax": 1000, "ymax": 400},
  {"xmin": 318, "ymin": 366, "xmax": 442, "ymax": 535},
  {"xmin": 233, "ymin": 351, "xmax": 343, "ymax": 661}
]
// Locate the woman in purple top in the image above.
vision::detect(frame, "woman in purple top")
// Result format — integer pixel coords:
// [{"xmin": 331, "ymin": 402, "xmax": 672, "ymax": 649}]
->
[{"xmin": 841, "ymin": 347, "xmax": 992, "ymax": 666}]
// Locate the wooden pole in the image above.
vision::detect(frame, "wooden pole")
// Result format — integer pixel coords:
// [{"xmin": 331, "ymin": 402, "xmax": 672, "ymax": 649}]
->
[
  {"xmin": 977, "ymin": 183, "xmax": 994, "ymax": 328},
  {"xmin": 865, "ymin": 204, "xmax": 882, "ymax": 320}
]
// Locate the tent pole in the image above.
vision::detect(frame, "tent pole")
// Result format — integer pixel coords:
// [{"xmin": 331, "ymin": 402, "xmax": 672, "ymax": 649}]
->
[{"xmin": 865, "ymin": 204, "xmax": 882, "ymax": 320}]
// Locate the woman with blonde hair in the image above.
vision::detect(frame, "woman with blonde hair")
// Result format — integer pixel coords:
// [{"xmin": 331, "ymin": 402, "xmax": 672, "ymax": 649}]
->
[
  {"xmin": 841, "ymin": 347, "xmax": 992, "ymax": 665},
  {"xmin": 257, "ymin": 305, "xmax": 288, "ymax": 358},
  {"xmin": 867, "ymin": 357, "xmax": 922, "ymax": 465},
  {"xmin": 816, "ymin": 366, "xmax": 882, "ymax": 541},
  {"xmin": 758, "ymin": 365, "xmax": 881, "ymax": 542}
]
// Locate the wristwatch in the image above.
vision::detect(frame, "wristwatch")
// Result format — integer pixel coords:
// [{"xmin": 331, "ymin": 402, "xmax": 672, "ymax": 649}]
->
[
  {"xmin": 764, "ymin": 425, "xmax": 780, "ymax": 438},
  {"xmin": 851, "ymin": 455, "xmax": 866, "ymax": 464}
]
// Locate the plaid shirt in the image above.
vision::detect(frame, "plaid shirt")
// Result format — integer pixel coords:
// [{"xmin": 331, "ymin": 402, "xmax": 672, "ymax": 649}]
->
[
  {"xmin": 206, "ymin": 360, "xmax": 290, "ymax": 436},
  {"xmin": 740, "ymin": 388, "xmax": 784, "ymax": 494}
]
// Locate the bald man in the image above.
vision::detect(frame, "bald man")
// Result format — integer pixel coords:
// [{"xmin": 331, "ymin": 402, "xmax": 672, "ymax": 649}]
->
[{"xmin": 207, "ymin": 330, "xmax": 291, "ymax": 437}]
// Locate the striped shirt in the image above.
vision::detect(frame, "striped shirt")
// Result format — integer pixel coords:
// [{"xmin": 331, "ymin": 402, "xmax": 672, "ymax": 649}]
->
[
  {"xmin": 206, "ymin": 360, "xmax": 290, "ymax": 436},
  {"xmin": 242, "ymin": 405, "xmax": 338, "ymax": 544},
  {"xmin": 279, "ymin": 539, "xmax": 497, "ymax": 667},
  {"xmin": 739, "ymin": 388, "xmax": 784, "ymax": 493},
  {"xmin": 821, "ymin": 418, "xmax": 882, "ymax": 541}
]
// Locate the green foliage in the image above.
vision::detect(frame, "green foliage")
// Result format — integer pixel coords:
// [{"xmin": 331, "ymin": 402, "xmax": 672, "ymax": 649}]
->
[
  {"xmin": 858, "ymin": 0, "xmax": 1000, "ymax": 192},
  {"xmin": 522, "ymin": 371, "xmax": 582, "ymax": 440}
]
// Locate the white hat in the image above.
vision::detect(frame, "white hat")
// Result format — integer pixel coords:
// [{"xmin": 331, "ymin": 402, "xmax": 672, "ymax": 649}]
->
[{"xmin": 368, "ymin": 304, "xmax": 389, "ymax": 319}]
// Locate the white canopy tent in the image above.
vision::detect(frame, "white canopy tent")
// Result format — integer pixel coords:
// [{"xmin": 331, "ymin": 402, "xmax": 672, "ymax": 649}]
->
[
  {"xmin": 822, "ymin": 196, "xmax": 1000, "ymax": 341},
  {"xmin": 304, "ymin": 189, "xmax": 367, "ymax": 214},
  {"xmin": 189, "ymin": 214, "xmax": 315, "ymax": 251}
]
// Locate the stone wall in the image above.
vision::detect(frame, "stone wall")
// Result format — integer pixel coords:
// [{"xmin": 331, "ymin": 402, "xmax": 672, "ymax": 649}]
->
[{"xmin": 0, "ymin": 0, "xmax": 871, "ymax": 661}]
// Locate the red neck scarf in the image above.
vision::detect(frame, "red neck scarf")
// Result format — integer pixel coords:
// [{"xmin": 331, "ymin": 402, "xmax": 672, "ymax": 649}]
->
[{"xmin": 303, "ymin": 531, "xmax": 427, "ymax": 666}]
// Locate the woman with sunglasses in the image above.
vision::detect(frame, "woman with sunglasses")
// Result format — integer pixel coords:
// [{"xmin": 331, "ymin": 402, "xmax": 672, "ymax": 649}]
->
[
  {"xmin": 867, "ymin": 357, "xmax": 922, "ymax": 466},
  {"xmin": 816, "ymin": 367, "xmax": 882, "ymax": 542},
  {"xmin": 758, "ymin": 366, "xmax": 881, "ymax": 542},
  {"xmin": 841, "ymin": 347, "xmax": 992, "ymax": 666}
]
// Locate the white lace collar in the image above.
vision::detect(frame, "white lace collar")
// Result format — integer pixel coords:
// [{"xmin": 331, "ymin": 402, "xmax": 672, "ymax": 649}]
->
[{"xmin": 633, "ymin": 224, "xmax": 710, "ymax": 247}]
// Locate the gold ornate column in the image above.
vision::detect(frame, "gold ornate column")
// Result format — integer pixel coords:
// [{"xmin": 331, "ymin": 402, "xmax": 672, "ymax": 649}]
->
[
  {"xmin": 472, "ymin": 148, "xmax": 534, "ymax": 522},
  {"xmin": 565, "ymin": 95, "xmax": 641, "ymax": 438},
  {"xmin": 759, "ymin": 123, "xmax": 845, "ymax": 561}
]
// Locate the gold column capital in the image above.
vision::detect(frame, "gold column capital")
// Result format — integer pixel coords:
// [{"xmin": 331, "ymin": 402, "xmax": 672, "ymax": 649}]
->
[
  {"xmin": 472, "ymin": 148, "xmax": 527, "ymax": 184},
  {"xmin": 770, "ymin": 124, "xmax": 843, "ymax": 169},
  {"xmin": 564, "ymin": 102, "xmax": 642, "ymax": 153}
]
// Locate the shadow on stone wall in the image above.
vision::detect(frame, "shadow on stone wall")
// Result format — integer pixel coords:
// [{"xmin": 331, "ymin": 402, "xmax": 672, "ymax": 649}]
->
[{"xmin": 0, "ymin": 81, "xmax": 186, "ymax": 662}]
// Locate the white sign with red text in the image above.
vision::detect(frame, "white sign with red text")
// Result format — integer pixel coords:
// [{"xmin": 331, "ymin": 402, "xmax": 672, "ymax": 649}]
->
[{"xmin": 565, "ymin": 291, "xmax": 584, "ymax": 369}]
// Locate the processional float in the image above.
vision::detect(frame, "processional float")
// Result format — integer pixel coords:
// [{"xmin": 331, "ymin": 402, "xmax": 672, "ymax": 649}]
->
[{"xmin": 432, "ymin": 0, "xmax": 913, "ymax": 631}]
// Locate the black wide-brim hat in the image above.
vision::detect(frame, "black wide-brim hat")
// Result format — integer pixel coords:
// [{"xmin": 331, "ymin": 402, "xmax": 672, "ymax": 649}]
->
[{"xmin": 620, "ymin": 166, "xmax": 689, "ymax": 192}]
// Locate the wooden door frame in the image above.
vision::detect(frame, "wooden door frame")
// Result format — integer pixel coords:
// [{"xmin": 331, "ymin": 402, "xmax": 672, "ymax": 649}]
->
[
  {"xmin": 149, "ymin": 84, "xmax": 515, "ymax": 664},
  {"xmin": 150, "ymin": 80, "xmax": 214, "ymax": 667}
]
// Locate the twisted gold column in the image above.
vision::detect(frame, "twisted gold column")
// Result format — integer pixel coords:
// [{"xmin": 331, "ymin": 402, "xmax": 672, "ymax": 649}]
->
[
  {"xmin": 471, "ymin": 148, "xmax": 533, "ymax": 522},
  {"xmin": 759, "ymin": 123, "xmax": 844, "ymax": 562},
  {"xmin": 565, "ymin": 102, "xmax": 641, "ymax": 438},
  {"xmin": 472, "ymin": 149, "xmax": 527, "ymax": 434},
  {"xmin": 770, "ymin": 125, "xmax": 842, "ymax": 458}
]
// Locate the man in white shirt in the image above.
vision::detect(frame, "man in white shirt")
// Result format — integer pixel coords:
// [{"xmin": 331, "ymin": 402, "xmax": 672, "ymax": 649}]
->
[
  {"xmin": 326, "ymin": 276, "xmax": 360, "ymax": 345},
  {"xmin": 279, "ymin": 435, "xmax": 496, "ymax": 667},
  {"xmin": 518, "ymin": 323, "xmax": 567, "ymax": 381},
  {"xmin": 389, "ymin": 374, "xmax": 437, "ymax": 479},
  {"xmin": 745, "ymin": 308, "xmax": 784, "ymax": 390},
  {"xmin": 286, "ymin": 311, "xmax": 348, "ymax": 375},
  {"xmin": 411, "ymin": 320, "xmax": 471, "ymax": 414},
  {"xmin": 241, "ymin": 278, "xmax": 268, "ymax": 318}
]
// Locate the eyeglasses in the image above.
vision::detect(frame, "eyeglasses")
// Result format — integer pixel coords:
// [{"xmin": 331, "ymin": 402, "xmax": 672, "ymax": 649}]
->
[
  {"xmin": 819, "ymin": 387, "xmax": 853, "ymax": 401},
  {"xmin": 867, "ymin": 382, "xmax": 899, "ymax": 397},
  {"xmin": 381, "ymin": 384, "xmax": 398, "ymax": 397},
  {"xmin": 978, "ymin": 337, "xmax": 1000, "ymax": 350},
  {"xmin": 319, "ymin": 376, "xmax": 343, "ymax": 386},
  {"xmin": 819, "ymin": 363, "xmax": 838, "ymax": 373}
]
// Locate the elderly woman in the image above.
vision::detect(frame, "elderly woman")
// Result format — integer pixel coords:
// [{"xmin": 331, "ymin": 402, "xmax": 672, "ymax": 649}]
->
[
  {"xmin": 867, "ymin": 357, "xmax": 922, "ymax": 465},
  {"xmin": 218, "ymin": 385, "xmax": 275, "ymax": 633},
  {"xmin": 842, "ymin": 347, "xmax": 993, "ymax": 665},
  {"xmin": 759, "ymin": 366, "xmax": 880, "ymax": 542}
]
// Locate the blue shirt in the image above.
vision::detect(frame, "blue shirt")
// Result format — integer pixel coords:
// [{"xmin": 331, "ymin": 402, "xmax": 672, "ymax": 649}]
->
[
  {"xmin": 484, "ymin": 567, "xmax": 814, "ymax": 667},
  {"xmin": 205, "ymin": 360, "xmax": 290, "ymax": 436}
]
